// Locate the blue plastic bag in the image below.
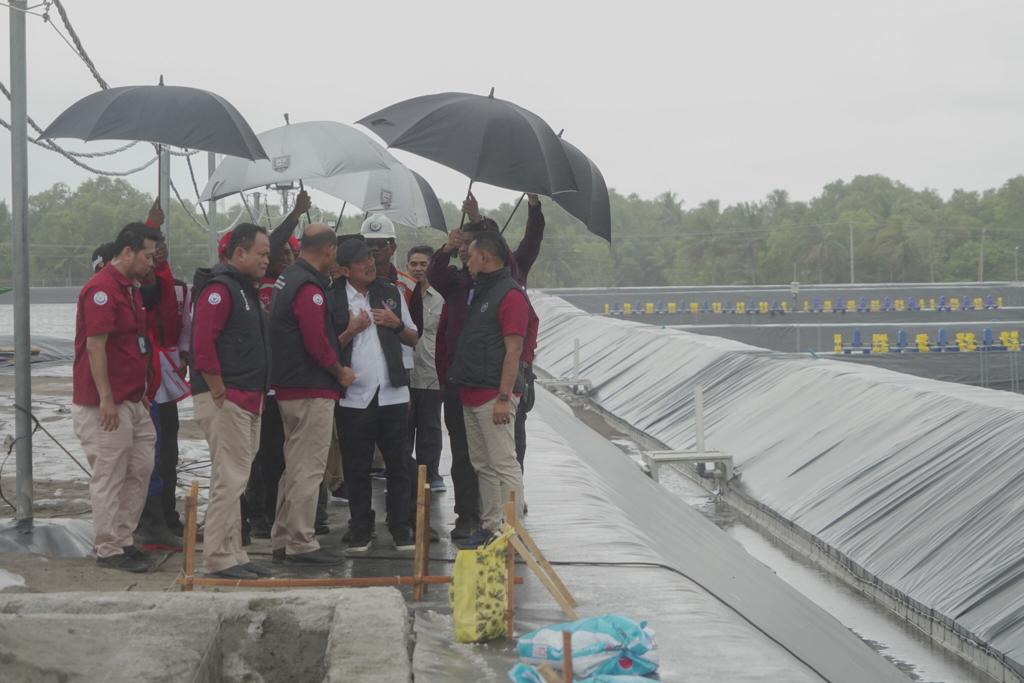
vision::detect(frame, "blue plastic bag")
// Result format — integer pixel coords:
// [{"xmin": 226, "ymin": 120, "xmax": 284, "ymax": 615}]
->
[
  {"xmin": 515, "ymin": 614, "xmax": 659, "ymax": 678},
  {"xmin": 508, "ymin": 663, "xmax": 656, "ymax": 683}
]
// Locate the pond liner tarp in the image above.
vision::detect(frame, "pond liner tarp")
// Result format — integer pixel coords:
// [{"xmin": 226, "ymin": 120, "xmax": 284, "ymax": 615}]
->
[{"xmin": 533, "ymin": 291, "xmax": 1024, "ymax": 674}]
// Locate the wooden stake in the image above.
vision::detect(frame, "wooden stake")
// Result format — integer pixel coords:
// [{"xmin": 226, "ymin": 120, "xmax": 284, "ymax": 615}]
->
[
  {"xmin": 413, "ymin": 465, "xmax": 428, "ymax": 601},
  {"xmin": 514, "ymin": 520, "xmax": 577, "ymax": 608},
  {"xmin": 509, "ymin": 534, "xmax": 578, "ymax": 620},
  {"xmin": 536, "ymin": 664, "xmax": 562, "ymax": 683},
  {"xmin": 181, "ymin": 480, "xmax": 199, "ymax": 592},
  {"xmin": 562, "ymin": 630, "xmax": 573, "ymax": 682},
  {"xmin": 505, "ymin": 490, "xmax": 517, "ymax": 640}
]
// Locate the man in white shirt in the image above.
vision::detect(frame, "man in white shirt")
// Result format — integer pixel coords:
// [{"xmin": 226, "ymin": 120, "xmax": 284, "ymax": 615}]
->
[
  {"xmin": 334, "ymin": 236, "xmax": 420, "ymax": 552},
  {"xmin": 405, "ymin": 246, "xmax": 446, "ymax": 492}
]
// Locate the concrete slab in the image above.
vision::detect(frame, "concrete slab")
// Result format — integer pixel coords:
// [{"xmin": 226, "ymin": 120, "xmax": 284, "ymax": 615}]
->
[
  {"xmin": 0, "ymin": 611, "xmax": 221, "ymax": 683},
  {"xmin": 0, "ymin": 589, "xmax": 411, "ymax": 683}
]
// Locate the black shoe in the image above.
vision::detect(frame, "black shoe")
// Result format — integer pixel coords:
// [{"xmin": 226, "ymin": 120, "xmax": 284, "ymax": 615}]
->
[
  {"xmin": 241, "ymin": 562, "xmax": 273, "ymax": 577},
  {"xmin": 137, "ymin": 494, "xmax": 183, "ymax": 551},
  {"xmin": 392, "ymin": 528, "xmax": 415, "ymax": 551},
  {"xmin": 343, "ymin": 530, "xmax": 372, "ymax": 553},
  {"xmin": 429, "ymin": 476, "xmax": 447, "ymax": 493},
  {"xmin": 207, "ymin": 564, "xmax": 259, "ymax": 580},
  {"xmin": 271, "ymin": 548, "xmax": 286, "ymax": 564},
  {"xmin": 122, "ymin": 545, "xmax": 154, "ymax": 563},
  {"xmin": 331, "ymin": 482, "xmax": 349, "ymax": 503},
  {"xmin": 523, "ymin": 501, "xmax": 528, "ymax": 517},
  {"xmin": 370, "ymin": 467, "xmax": 387, "ymax": 480},
  {"xmin": 97, "ymin": 554, "xmax": 151, "ymax": 573},
  {"xmin": 284, "ymin": 548, "xmax": 346, "ymax": 565},
  {"xmin": 455, "ymin": 528, "xmax": 494, "ymax": 550},
  {"xmin": 449, "ymin": 517, "xmax": 478, "ymax": 540},
  {"xmin": 314, "ymin": 523, "xmax": 330, "ymax": 536},
  {"xmin": 250, "ymin": 517, "xmax": 271, "ymax": 539}
]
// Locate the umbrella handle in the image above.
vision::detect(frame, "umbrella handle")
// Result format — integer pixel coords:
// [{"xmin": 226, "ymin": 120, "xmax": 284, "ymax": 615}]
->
[
  {"xmin": 298, "ymin": 179, "xmax": 312, "ymax": 224},
  {"xmin": 501, "ymin": 193, "xmax": 526, "ymax": 234},
  {"xmin": 459, "ymin": 179, "xmax": 475, "ymax": 229}
]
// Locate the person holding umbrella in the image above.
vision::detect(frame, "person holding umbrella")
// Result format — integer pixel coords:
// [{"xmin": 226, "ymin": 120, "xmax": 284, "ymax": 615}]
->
[
  {"xmin": 268, "ymin": 223, "xmax": 353, "ymax": 565},
  {"xmin": 427, "ymin": 192, "xmax": 545, "ymax": 538},
  {"xmin": 191, "ymin": 223, "xmax": 273, "ymax": 579},
  {"xmin": 448, "ymin": 230, "xmax": 537, "ymax": 549},
  {"xmin": 72, "ymin": 223, "xmax": 160, "ymax": 572}
]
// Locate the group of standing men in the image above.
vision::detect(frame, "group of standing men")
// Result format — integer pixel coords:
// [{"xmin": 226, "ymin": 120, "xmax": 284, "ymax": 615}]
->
[{"xmin": 72, "ymin": 190, "xmax": 544, "ymax": 576}]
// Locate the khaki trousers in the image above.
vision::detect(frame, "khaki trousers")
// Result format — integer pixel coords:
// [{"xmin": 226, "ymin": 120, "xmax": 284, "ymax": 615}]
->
[
  {"xmin": 72, "ymin": 401, "xmax": 156, "ymax": 558},
  {"xmin": 463, "ymin": 397, "xmax": 523, "ymax": 533},
  {"xmin": 194, "ymin": 393, "xmax": 261, "ymax": 573},
  {"xmin": 272, "ymin": 397, "xmax": 335, "ymax": 554}
]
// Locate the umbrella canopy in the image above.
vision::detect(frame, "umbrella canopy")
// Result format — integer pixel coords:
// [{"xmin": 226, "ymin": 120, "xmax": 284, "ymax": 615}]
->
[
  {"xmin": 40, "ymin": 85, "xmax": 267, "ymax": 160},
  {"xmin": 200, "ymin": 121, "xmax": 394, "ymax": 201},
  {"xmin": 307, "ymin": 165, "xmax": 447, "ymax": 233},
  {"xmin": 357, "ymin": 90, "xmax": 578, "ymax": 197},
  {"xmin": 554, "ymin": 138, "xmax": 611, "ymax": 242}
]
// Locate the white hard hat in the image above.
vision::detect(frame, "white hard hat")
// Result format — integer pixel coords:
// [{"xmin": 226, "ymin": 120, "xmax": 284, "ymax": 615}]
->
[{"xmin": 359, "ymin": 214, "xmax": 397, "ymax": 239}]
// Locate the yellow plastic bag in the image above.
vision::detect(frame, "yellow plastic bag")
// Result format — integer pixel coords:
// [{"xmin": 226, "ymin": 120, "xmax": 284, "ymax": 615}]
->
[{"xmin": 449, "ymin": 527, "xmax": 514, "ymax": 643}]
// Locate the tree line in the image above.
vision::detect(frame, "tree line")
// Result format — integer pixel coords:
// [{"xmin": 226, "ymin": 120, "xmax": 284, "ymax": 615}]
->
[{"xmin": 1, "ymin": 173, "xmax": 1022, "ymax": 288}]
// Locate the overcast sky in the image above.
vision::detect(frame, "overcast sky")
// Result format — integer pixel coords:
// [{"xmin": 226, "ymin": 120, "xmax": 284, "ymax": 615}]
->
[{"xmin": 1, "ymin": 0, "xmax": 1023, "ymax": 216}]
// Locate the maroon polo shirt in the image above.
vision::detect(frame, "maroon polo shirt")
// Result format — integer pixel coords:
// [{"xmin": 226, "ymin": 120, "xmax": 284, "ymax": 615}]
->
[{"xmin": 73, "ymin": 265, "xmax": 149, "ymax": 406}]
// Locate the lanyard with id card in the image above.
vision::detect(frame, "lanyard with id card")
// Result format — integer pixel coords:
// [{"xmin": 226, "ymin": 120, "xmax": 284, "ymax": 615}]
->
[{"xmin": 125, "ymin": 283, "xmax": 150, "ymax": 356}]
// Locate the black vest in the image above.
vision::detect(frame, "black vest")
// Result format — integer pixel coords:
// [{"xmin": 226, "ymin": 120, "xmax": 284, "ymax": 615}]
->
[
  {"xmin": 329, "ymin": 278, "xmax": 409, "ymax": 389},
  {"xmin": 448, "ymin": 268, "xmax": 526, "ymax": 392},
  {"xmin": 269, "ymin": 258, "xmax": 342, "ymax": 390},
  {"xmin": 191, "ymin": 264, "xmax": 271, "ymax": 395}
]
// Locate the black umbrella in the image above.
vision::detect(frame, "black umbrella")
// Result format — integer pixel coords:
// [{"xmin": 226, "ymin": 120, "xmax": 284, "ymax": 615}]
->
[
  {"xmin": 501, "ymin": 132, "xmax": 611, "ymax": 242},
  {"xmin": 410, "ymin": 169, "xmax": 448, "ymax": 233},
  {"xmin": 357, "ymin": 89, "xmax": 578, "ymax": 199},
  {"xmin": 553, "ymin": 138, "xmax": 611, "ymax": 242},
  {"xmin": 40, "ymin": 83, "xmax": 267, "ymax": 161}
]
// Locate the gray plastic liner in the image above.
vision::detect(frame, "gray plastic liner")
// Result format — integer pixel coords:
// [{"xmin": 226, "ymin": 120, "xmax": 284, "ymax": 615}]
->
[{"xmin": 534, "ymin": 292, "xmax": 1024, "ymax": 673}]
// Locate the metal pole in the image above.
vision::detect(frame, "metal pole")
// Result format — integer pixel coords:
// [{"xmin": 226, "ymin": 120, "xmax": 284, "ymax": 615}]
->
[
  {"xmin": 848, "ymin": 223, "xmax": 855, "ymax": 284},
  {"xmin": 207, "ymin": 152, "xmax": 218, "ymax": 264},
  {"xmin": 158, "ymin": 148, "xmax": 170, "ymax": 255},
  {"xmin": 979, "ymin": 227, "xmax": 987, "ymax": 283},
  {"xmin": 694, "ymin": 386, "xmax": 705, "ymax": 452},
  {"xmin": 10, "ymin": 0, "xmax": 33, "ymax": 529},
  {"xmin": 1015, "ymin": 246, "xmax": 1019, "ymax": 283}
]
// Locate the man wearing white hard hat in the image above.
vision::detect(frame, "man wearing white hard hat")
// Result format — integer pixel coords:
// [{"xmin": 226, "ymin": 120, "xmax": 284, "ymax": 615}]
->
[{"xmin": 359, "ymin": 214, "xmax": 416, "ymax": 306}]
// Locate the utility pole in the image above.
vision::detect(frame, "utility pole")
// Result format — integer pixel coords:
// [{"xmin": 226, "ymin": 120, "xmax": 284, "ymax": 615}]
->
[
  {"xmin": 10, "ymin": 0, "xmax": 33, "ymax": 530},
  {"xmin": 1015, "ymin": 246, "xmax": 1019, "ymax": 283},
  {"xmin": 207, "ymin": 152, "xmax": 218, "ymax": 265},
  {"xmin": 848, "ymin": 223, "xmax": 855, "ymax": 284},
  {"xmin": 978, "ymin": 227, "xmax": 987, "ymax": 283}
]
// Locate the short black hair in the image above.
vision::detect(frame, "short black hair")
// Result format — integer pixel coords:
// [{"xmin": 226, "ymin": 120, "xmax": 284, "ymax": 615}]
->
[
  {"xmin": 226, "ymin": 223, "xmax": 268, "ymax": 260},
  {"xmin": 469, "ymin": 231, "xmax": 509, "ymax": 265},
  {"xmin": 91, "ymin": 242, "xmax": 116, "ymax": 272},
  {"xmin": 114, "ymin": 222, "xmax": 159, "ymax": 255},
  {"xmin": 406, "ymin": 245, "xmax": 434, "ymax": 262}
]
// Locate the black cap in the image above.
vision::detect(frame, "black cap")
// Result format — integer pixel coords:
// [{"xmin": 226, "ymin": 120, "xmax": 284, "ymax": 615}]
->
[{"xmin": 336, "ymin": 234, "xmax": 370, "ymax": 266}]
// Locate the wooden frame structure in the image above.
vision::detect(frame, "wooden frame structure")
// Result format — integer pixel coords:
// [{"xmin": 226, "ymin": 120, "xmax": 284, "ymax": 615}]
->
[
  {"xmin": 176, "ymin": 468, "xmax": 576, "ymax": 654},
  {"xmin": 176, "ymin": 468, "xmax": 526, "ymax": 593}
]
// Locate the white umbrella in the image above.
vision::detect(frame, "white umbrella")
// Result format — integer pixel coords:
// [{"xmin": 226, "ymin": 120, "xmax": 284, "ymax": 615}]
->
[
  {"xmin": 199, "ymin": 120, "xmax": 392, "ymax": 202},
  {"xmin": 306, "ymin": 164, "xmax": 448, "ymax": 232}
]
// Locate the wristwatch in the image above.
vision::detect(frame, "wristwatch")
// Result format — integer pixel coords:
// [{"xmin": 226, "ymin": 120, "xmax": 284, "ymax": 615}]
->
[{"xmin": 497, "ymin": 393, "xmax": 510, "ymax": 402}]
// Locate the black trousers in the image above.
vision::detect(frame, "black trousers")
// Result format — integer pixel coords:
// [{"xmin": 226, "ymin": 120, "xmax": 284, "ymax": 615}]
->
[
  {"xmin": 157, "ymin": 401, "xmax": 180, "ymax": 524},
  {"xmin": 339, "ymin": 393, "xmax": 412, "ymax": 536},
  {"xmin": 443, "ymin": 382, "xmax": 478, "ymax": 523},
  {"xmin": 245, "ymin": 396, "xmax": 285, "ymax": 524},
  {"xmin": 514, "ymin": 374, "xmax": 536, "ymax": 470},
  {"xmin": 408, "ymin": 388, "xmax": 443, "ymax": 479}
]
